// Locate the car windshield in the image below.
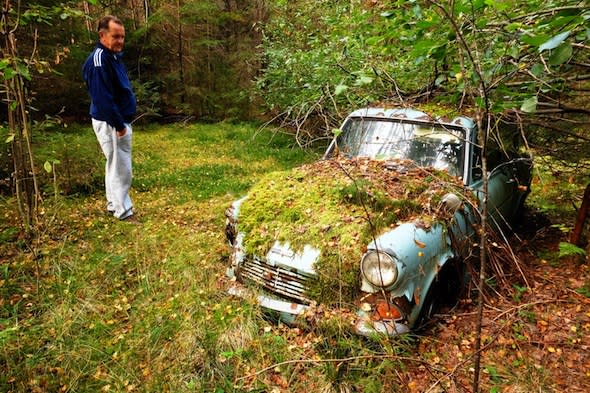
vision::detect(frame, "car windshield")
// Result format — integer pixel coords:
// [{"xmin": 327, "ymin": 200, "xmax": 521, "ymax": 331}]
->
[{"xmin": 332, "ymin": 117, "xmax": 466, "ymax": 176}]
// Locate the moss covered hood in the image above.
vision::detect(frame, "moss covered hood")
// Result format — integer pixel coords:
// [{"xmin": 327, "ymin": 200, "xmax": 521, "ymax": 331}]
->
[{"xmin": 235, "ymin": 157, "xmax": 466, "ymax": 303}]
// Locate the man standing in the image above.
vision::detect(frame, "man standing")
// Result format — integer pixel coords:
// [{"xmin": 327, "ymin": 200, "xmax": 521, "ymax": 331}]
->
[{"xmin": 83, "ymin": 15, "xmax": 138, "ymax": 222}]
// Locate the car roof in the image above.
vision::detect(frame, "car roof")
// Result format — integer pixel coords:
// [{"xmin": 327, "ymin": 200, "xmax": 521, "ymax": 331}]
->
[{"xmin": 346, "ymin": 107, "xmax": 475, "ymax": 131}]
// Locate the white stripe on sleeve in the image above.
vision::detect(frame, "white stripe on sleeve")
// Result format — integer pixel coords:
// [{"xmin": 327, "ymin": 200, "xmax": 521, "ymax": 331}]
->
[{"xmin": 93, "ymin": 48, "xmax": 103, "ymax": 67}]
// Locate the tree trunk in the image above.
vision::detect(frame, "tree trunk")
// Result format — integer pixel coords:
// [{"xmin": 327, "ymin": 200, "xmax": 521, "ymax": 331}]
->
[
  {"xmin": 177, "ymin": 0, "xmax": 186, "ymax": 104},
  {"xmin": 2, "ymin": 0, "xmax": 41, "ymax": 232},
  {"xmin": 571, "ymin": 183, "xmax": 590, "ymax": 246}
]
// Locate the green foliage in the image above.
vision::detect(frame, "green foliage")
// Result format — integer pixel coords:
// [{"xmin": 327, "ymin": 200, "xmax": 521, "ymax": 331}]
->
[
  {"xmin": 535, "ymin": 248, "xmax": 560, "ymax": 268},
  {"xmin": 33, "ymin": 124, "xmax": 104, "ymax": 196},
  {"xmin": 256, "ymin": 0, "xmax": 408, "ymax": 132},
  {"xmin": 7, "ymin": 1, "xmax": 93, "ymax": 122},
  {"xmin": 256, "ymin": 0, "xmax": 589, "ymax": 145},
  {"xmin": 132, "ymin": 80, "xmax": 162, "ymax": 120},
  {"xmin": 558, "ymin": 242, "xmax": 587, "ymax": 259},
  {"xmin": 527, "ymin": 156, "xmax": 590, "ymax": 222},
  {"xmin": 512, "ymin": 284, "xmax": 528, "ymax": 303},
  {"xmin": 20, "ymin": 2, "xmax": 86, "ymax": 25}
]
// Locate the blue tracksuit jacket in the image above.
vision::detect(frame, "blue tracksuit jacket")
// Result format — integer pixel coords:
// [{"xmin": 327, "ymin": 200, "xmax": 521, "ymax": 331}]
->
[{"xmin": 83, "ymin": 42, "xmax": 136, "ymax": 131}]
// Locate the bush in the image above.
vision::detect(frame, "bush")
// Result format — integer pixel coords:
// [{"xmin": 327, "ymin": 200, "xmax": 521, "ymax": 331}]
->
[{"xmin": 34, "ymin": 124, "xmax": 104, "ymax": 196}]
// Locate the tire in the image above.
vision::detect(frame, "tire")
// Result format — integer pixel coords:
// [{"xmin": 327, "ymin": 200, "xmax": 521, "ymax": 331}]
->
[{"xmin": 416, "ymin": 259, "xmax": 464, "ymax": 331}]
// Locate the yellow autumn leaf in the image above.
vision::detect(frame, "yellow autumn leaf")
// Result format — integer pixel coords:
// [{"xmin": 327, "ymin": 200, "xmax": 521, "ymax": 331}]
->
[{"xmin": 414, "ymin": 239, "xmax": 426, "ymax": 248}]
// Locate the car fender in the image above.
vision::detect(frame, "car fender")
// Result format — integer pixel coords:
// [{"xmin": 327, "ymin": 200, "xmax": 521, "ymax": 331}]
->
[{"xmin": 365, "ymin": 222, "xmax": 456, "ymax": 326}]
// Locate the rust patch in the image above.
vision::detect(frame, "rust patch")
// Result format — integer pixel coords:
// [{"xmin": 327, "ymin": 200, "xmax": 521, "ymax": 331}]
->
[{"xmin": 414, "ymin": 286, "xmax": 422, "ymax": 305}]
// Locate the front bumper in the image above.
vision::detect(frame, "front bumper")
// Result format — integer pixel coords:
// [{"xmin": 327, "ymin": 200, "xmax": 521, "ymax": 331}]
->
[
  {"xmin": 228, "ymin": 282, "xmax": 410, "ymax": 336},
  {"xmin": 354, "ymin": 314, "xmax": 410, "ymax": 336},
  {"xmin": 228, "ymin": 282, "xmax": 308, "ymax": 323}
]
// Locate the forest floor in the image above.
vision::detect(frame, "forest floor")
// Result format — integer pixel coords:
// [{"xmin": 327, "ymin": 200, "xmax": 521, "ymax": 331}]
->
[{"xmin": 403, "ymin": 213, "xmax": 590, "ymax": 392}]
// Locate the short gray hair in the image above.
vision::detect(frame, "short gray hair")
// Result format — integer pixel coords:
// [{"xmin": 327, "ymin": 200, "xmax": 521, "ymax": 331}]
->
[{"xmin": 97, "ymin": 15, "xmax": 123, "ymax": 33}]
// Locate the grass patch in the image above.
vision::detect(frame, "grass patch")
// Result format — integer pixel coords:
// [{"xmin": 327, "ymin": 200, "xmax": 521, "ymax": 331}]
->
[
  {"xmin": 33, "ymin": 124, "xmax": 105, "ymax": 195},
  {"xmin": 0, "ymin": 122, "xmax": 320, "ymax": 392}
]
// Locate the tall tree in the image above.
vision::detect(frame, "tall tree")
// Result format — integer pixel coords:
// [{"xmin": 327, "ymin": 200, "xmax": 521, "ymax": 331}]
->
[{"xmin": 1, "ymin": 0, "xmax": 39, "ymax": 231}]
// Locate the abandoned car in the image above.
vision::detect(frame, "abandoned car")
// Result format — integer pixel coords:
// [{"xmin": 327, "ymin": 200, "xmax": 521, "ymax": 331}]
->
[{"xmin": 225, "ymin": 107, "xmax": 532, "ymax": 336}]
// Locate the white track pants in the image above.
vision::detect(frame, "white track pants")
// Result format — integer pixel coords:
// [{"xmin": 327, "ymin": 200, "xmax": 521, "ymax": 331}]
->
[{"xmin": 92, "ymin": 119, "xmax": 134, "ymax": 219}]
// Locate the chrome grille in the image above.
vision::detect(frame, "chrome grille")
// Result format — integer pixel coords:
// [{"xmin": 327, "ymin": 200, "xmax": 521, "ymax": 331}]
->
[{"xmin": 239, "ymin": 256, "xmax": 315, "ymax": 304}]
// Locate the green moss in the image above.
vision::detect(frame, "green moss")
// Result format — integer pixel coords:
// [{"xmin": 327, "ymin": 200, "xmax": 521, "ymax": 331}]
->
[
  {"xmin": 238, "ymin": 157, "xmax": 465, "ymax": 303},
  {"xmin": 413, "ymin": 103, "xmax": 470, "ymax": 120}
]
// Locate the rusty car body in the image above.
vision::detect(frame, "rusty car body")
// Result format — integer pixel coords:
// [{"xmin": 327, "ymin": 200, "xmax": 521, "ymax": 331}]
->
[{"xmin": 225, "ymin": 107, "xmax": 532, "ymax": 336}]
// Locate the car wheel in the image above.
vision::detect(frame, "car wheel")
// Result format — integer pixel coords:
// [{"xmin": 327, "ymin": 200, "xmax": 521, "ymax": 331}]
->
[{"xmin": 416, "ymin": 259, "xmax": 464, "ymax": 331}]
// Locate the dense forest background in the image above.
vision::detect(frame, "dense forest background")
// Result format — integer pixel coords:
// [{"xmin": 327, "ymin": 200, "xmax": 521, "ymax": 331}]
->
[
  {"xmin": 8, "ymin": 0, "xmax": 267, "ymax": 123},
  {"xmin": 5, "ymin": 0, "xmax": 589, "ymax": 134}
]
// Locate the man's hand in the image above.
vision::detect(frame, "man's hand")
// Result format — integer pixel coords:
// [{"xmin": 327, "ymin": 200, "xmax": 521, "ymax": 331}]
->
[{"xmin": 117, "ymin": 127, "xmax": 127, "ymax": 137}]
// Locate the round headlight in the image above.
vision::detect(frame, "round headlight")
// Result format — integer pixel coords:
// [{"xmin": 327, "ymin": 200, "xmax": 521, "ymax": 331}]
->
[{"xmin": 361, "ymin": 251, "xmax": 398, "ymax": 288}]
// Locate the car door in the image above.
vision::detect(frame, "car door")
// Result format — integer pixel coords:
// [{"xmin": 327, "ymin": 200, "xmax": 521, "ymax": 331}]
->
[{"xmin": 487, "ymin": 158, "xmax": 532, "ymax": 231}]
